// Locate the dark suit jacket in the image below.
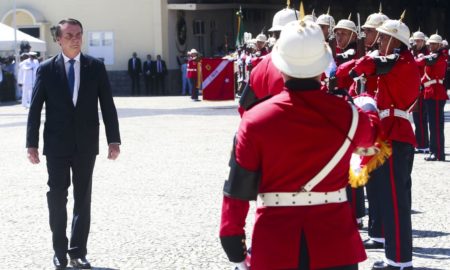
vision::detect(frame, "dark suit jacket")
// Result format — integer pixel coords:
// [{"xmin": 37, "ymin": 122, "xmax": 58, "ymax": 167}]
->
[
  {"xmin": 26, "ymin": 53, "xmax": 121, "ymax": 156},
  {"xmin": 128, "ymin": 57, "xmax": 142, "ymax": 76},
  {"xmin": 143, "ymin": 60, "xmax": 155, "ymax": 77},
  {"xmin": 154, "ymin": 60, "xmax": 167, "ymax": 76}
]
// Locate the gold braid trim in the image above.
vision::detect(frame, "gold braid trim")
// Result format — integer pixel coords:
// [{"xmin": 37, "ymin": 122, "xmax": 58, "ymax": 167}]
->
[{"xmin": 348, "ymin": 139, "xmax": 392, "ymax": 188}]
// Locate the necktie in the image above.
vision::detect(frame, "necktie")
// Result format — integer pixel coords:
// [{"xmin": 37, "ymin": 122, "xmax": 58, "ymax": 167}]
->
[{"xmin": 68, "ymin": 59, "xmax": 75, "ymax": 98}]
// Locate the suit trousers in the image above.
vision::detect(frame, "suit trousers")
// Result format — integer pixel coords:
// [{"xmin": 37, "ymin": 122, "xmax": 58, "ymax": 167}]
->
[
  {"xmin": 425, "ymin": 99, "xmax": 446, "ymax": 160},
  {"xmin": 46, "ymin": 154, "xmax": 96, "ymax": 259},
  {"xmin": 155, "ymin": 74, "xmax": 165, "ymax": 95},
  {"xmin": 371, "ymin": 141, "xmax": 413, "ymax": 264},
  {"xmin": 412, "ymin": 95, "xmax": 429, "ymax": 149},
  {"xmin": 144, "ymin": 75, "xmax": 154, "ymax": 96},
  {"xmin": 130, "ymin": 73, "xmax": 140, "ymax": 95}
]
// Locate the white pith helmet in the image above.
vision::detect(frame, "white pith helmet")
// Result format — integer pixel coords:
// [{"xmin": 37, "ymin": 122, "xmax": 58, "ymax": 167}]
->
[
  {"xmin": 376, "ymin": 19, "xmax": 411, "ymax": 48},
  {"xmin": 272, "ymin": 20, "xmax": 332, "ymax": 78},
  {"xmin": 304, "ymin": 14, "xmax": 317, "ymax": 22},
  {"xmin": 442, "ymin": 39, "xmax": 448, "ymax": 47},
  {"xmin": 189, "ymin": 48, "xmax": 198, "ymax": 55},
  {"xmin": 428, "ymin": 33, "xmax": 443, "ymax": 44},
  {"xmin": 412, "ymin": 31, "xmax": 426, "ymax": 41},
  {"xmin": 317, "ymin": 14, "xmax": 335, "ymax": 27},
  {"xmin": 362, "ymin": 13, "xmax": 389, "ymax": 29},
  {"xmin": 269, "ymin": 8, "xmax": 299, "ymax": 32},
  {"xmin": 334, "ymin": 19, "xmax": 357, "ymax": 34},
  {"xmin": 256, "ymin": 34, "xmax": 267, "ymax": 43}
]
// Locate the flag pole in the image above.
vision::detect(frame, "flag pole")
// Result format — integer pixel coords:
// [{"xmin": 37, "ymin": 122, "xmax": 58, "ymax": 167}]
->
[{"xmin": 13, "ymin": 0, "xmax": 19, "ymax": 100}]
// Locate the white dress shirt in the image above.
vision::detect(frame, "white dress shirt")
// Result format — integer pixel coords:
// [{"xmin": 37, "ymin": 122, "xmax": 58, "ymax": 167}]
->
[{"xmin": 62, "ymin": 52, "xmax": 81, "ymax": 105}]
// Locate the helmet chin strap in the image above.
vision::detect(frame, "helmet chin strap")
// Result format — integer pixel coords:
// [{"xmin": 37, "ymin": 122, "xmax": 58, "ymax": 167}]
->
[
  {"xmin": 384, "ymin": 36, "xmax": 393, "ymax": 55},
  {"xmin": 344, "ymin": 32, "xmax": 354, "ymax": 49},
  {"xmin": 370, "ymin": 32, "xmax": 380, "ymax": 48}
]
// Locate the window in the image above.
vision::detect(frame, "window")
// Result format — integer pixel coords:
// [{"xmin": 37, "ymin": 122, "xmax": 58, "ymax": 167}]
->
[{"xmin": 88, "ymin": 31, "xmax": 114, "ymax": 65}]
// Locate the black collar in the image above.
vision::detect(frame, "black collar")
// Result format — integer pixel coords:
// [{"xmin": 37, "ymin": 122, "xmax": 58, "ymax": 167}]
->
[{"xmin": 285, "ymin": 79, "xmax": 321, "ymax": 91}]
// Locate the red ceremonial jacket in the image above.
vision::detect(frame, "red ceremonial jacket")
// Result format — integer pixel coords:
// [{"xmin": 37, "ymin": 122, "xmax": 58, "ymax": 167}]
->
[
  {"xmin": 352, "ymin": 49, "xmax": 420, "ymax": 145},
  {"xmin": 416, "ymin": 49, "xmax": 449, "ymax": 100},
  {"xmin": 221, "ymin": 80, "xmax": 378, "ymax": 269},
  {"xmin": 334, "ymin": 44, "xmax": 359, "ymax": 90},
  {"xmin": 249, "ymin": 53, "xmax": 284, "ymax": 99},
  {"xmin": 336, "ymin": 53, "xmax": 378, "ymax": 97},
  {"xmin": 186, "ymin": 58, "xmax": 198, "ymax": 79},
  {"xmin": 237, "ymin": 54, "xmax": 284, "ymax": 116},
  {"xmin": 250, "ymin": 48, "xmax": 269, "ymax": 68}
]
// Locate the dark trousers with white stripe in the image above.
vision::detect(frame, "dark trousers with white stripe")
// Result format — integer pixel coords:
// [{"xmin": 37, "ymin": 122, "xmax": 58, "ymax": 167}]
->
[
  {"xmin": 412, "ymin": 95, "xmax": 429, "ymax": 149},
  {"xmin": 425, "ymin": 99, "xmax": 446, "ymax": 160},
  {"xmin": 371, "ymin": 141, "xmax": 413, "ymax": 263}
]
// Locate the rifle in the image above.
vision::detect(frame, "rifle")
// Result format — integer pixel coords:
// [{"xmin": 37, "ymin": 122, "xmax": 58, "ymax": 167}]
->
[{"xmin": 356, "ymin": 13, "xmax": 366, "ymax": 58}]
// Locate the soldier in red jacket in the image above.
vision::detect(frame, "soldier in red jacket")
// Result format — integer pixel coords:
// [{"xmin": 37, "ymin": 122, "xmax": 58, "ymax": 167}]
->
[
  {"xmin": 220, "ymin": 19, "xmax": 380, "ymax": 270},
  {"xmin": 187, "ymin": 48, "xmax": 201, "ymax": 101},
  {"xmin": 349, "ymin": 17, "xmax": 420, "ymax": 270},
  {"xmin": 238, "ymin": 7, "xmax": 298, "ymax": 116},
  {"xmin": 416, "ymin": 33, "xmax": 448, "ymax": 161},
  {"xmin": 332, "ymin": 17, "xmax": 367, "ymax": 229},
  {"xmin": 337, "ymin": 11, "xmax": 390, "ymax": 252},
  {"xmin": 411, "ymin": 30, "xmax": 431, "ymax": 153}
]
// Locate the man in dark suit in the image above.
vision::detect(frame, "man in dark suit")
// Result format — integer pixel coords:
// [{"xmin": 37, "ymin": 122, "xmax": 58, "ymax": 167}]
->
[
  {"xmin": 142, "ymin": 54, "xmax": 155, "ymax": 95},
  {"xmin": 154, "ymin": 54, "xmax": 167, "ymax": 95},
  {"xmin": 128, "ymin": 52, "xmax": 142, "ymax": 95},
  {"xmin": 26, "ymin": 18, "xmax": 121, "ymax": 270}
]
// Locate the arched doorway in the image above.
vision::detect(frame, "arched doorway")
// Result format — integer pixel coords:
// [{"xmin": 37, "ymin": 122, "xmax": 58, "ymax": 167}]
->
[{"xmin": 1, "ymin": 8, "xmax": 45, "ymax": 40}]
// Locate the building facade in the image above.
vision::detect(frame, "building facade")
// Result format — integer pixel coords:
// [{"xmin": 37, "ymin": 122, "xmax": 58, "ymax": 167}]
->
[{"xmin": 1, "ymin": 0, "xmax": 448, "ymax": 95}]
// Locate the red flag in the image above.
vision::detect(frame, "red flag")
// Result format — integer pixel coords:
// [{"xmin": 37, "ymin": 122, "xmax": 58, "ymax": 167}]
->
[{"xmin": 201, "ymin": 58, "xmax": 235, "ymax": 101}]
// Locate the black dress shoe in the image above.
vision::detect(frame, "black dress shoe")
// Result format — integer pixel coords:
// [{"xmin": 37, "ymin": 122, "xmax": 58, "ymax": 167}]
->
[
  {"xmin": 70, "ymin": 257, "xmax": 91, "ymax": 269},
  {"xmin": 372, "ymin": 261, "xmax": 412, "ymax": 269},
  {"xmin": 363, "ymin": 239, "xmax": 384, "ymax": 249},
  {"xmin": 424, "ymin": 153, "xmax": 437, "ymax": 161},
  {"xmin": 53, "ymin": 255, "xmax": 67, "ymax": 270}
]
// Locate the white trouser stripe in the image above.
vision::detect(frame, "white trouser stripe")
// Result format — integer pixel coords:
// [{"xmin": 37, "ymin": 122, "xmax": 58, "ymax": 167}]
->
[{"xmin": 384, "ymin": 258, "xmax": 413, "ymax": 268}]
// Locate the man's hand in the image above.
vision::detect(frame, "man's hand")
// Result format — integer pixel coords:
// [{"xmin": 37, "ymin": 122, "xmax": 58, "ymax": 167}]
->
[
  {"xmin": 27, "ymin": 147, "xmax": 40, "ymax": 164},
  {"xmin": 108, "ymin": 144, "xmax": 120, "ymax": 160}
]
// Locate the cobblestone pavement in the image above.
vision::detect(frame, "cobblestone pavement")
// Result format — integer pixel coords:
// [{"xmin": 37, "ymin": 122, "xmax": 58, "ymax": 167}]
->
[{"xmin": 0, "ymin": 97, "xmax": 449, "ymax": 270}]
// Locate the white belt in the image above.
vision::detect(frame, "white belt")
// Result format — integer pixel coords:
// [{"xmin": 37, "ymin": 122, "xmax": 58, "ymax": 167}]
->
[
  {"xmin": 257, "ymin": 187, "xmax": 347, "ymax": 207},
  {"xmin": 423, "ymin": 79, "xmax": 444, "ymax": 87},
  {"xmin": 379, "ymin": 109, "xmax": 409, "ymax": 120}
]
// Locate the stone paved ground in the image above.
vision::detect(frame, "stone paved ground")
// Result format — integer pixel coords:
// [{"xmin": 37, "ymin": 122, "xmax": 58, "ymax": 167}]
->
[{"xmin": 0, "ymin": 97, "xmax": 449, "ymax": 270}]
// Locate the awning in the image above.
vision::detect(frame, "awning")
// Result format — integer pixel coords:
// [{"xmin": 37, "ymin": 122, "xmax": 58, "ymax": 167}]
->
[{"xmin": 0, "ymin": 22, "xmax": 46, "ymax": 52}]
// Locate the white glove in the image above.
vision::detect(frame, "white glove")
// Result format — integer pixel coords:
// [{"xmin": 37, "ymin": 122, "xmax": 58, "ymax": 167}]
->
[
  {"xmin": 368, "ymin": 49, "xmax": 379, "ymax": 57},
  {"xmin": 344, "ymin": 48, "xmax": 356, "ymax": 56},
  {"xmin": 353, "ymin": 96, "xmax": 377, "ymax": 111}
]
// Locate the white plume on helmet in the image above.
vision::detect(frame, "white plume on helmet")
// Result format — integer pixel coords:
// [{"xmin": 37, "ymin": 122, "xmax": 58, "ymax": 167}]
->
[
  {"xmin": 271, "ymin": 20, "xmax": 332, "ymax": 78},
  {"xmin": 269, "ymin": 8, "xmax": 299, "ymax": 32}
]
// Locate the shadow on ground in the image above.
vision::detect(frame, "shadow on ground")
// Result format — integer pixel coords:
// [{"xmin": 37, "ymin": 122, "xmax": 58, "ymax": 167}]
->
[
  {"xmin": 117, "ymin": 106, "xmax": 238, "ymax": 118},
  {"xmin": 413, "ymin": 229, "xmax": 450, "ymax": 238}
]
